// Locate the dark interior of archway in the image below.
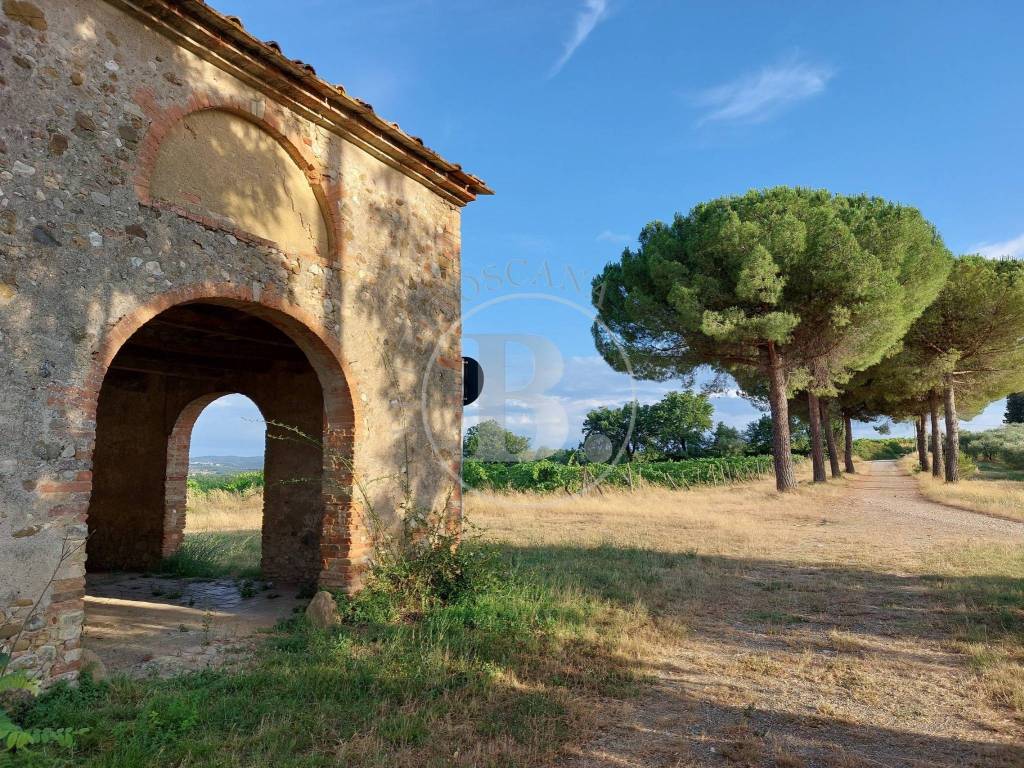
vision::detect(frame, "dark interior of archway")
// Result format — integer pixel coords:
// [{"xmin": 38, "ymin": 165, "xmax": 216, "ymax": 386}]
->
[{"xmin": 87, "ymin": 303, "xmax": 325, "ymax": 584}]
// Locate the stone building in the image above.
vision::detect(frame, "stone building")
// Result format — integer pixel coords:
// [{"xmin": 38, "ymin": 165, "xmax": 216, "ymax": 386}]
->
[{"xmin": 0, "ymin": 0, "xmax": 489, "ymax": 683}]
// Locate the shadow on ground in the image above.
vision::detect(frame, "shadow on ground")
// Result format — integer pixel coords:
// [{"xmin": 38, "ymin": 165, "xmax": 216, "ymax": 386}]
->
[
  {"xmin": 45, "ymin": 540, "xmax": 1023, "ymax": 767},
  {"xmin": 498, "ymin": 541, "xmax": 1024, "ymax": 768}
]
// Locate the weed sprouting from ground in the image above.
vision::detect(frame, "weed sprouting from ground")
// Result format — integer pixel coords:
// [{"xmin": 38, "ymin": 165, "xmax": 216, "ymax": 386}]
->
[{"xmin": 338, "ymin": 535, "xmax": 498, "ymax": 624}]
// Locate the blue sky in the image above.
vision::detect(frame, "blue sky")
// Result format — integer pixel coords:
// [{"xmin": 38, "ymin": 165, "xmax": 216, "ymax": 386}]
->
[{"xmin": 191, "ymin": 0, "xmax": 1024, "ymax": 456}]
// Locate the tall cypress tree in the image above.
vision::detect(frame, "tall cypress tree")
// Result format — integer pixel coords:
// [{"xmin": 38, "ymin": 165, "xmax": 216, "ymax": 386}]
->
[{"xmin": 1005, "ymin": 393, "xmax": 1024, "ymax": 424}]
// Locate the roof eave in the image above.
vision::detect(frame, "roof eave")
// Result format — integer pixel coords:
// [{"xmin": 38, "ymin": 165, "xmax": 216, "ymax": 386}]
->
[{"xmin": 103, "ymin": 0, "xmax": 492, "ymax": 206}]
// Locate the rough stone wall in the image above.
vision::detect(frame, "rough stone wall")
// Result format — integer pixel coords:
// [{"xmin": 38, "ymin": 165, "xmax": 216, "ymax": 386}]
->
[{"xmin": 0, "ymin": 0, "xmax": 465, "ymax": 683}]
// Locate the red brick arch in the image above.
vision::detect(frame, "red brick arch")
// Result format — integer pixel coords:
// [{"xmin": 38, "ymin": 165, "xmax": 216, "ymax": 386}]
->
[
  {"xmin": 71, "ymin": 282, "xmax": 367, "ymax": 588},
  {"xmin": 131, "ymin": 88, "xmax": 344, "ymax": 263},
  {"xmin": 162, "ymin": 391, "xmax": 253, "ymax": 557}
]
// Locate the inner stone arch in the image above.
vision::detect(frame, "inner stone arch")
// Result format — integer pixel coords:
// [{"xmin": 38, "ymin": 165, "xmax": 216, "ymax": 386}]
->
[{"xmin": 148, "ymin": 109, "xmax": 330, "ymax": 257}]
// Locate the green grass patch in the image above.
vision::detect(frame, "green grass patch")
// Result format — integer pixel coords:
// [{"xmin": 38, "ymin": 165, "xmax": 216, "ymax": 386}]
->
[
  {"xmin": 13, "ymin": 543, "xmax": 645, "ymax": 767},
  {"xmin": 158, "ymin": 532, "xmax": 262, "ymax": 580},
  {"xmin": 976, "ymin": 461, "xmax": 1024, "ymax": 482},
  {"xmin": 186, "ymin": 471, "xmax": 264, "ymax": 495}
]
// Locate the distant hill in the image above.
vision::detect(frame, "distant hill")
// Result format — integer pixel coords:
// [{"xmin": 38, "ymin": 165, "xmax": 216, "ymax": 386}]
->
[{"xmin": 189, "ymin": 455, "xmax": 263, "ymax": 475}]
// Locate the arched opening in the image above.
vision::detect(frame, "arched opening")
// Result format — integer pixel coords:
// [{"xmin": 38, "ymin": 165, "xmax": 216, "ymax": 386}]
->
[
  {"xmin": 82, "ymin": 300, "xmax": 355, "ymax": 673},
  {"xmin": 166, "ymin": 393, "xmax": 267, "ymax": 577}
]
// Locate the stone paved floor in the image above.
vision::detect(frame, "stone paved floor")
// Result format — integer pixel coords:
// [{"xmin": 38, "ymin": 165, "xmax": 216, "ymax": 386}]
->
[{"xmin": 83, "ymin": 573, "xmax": 303, "ymax": 676}]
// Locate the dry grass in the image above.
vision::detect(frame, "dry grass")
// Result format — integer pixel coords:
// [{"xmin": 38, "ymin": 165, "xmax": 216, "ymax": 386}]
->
[
  {"xmin": 468, "ymin": 467, "xmax": 854, "ymax": 563},
  {"xmin": 465, "ymin": 463, "xmax": 1024, "ymax": 767},
  {"xmin": 904, "ymin": 455, "xmax": 1024, "ymax": 523},
  {"xmin": 156, "ymin": 468, "xmax": 1024, "ymax": 765},
  {"xmin": 184, "ymin": 488, "xmax": 263, "ymax": 533},
  {"xmin": 156, "ymin": 490, "xmax": 265, "ymax": 578}
]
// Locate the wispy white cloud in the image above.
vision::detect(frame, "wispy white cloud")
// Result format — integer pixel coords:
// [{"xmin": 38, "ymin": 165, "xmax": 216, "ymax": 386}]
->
[
  {"xmin": 596, "ymin": 229, "xmax": 631, "ymax": 245},
  {"xmin": 972, "ymin": 233, "xmax": 1024, "ymax": 260},
  {"xmin": 548, "ymin": 0, "xmax": 609, "ymax": 78},
  {"xmin": 696, "ymin": 55, "xmax": 833, "ymax": 125}
]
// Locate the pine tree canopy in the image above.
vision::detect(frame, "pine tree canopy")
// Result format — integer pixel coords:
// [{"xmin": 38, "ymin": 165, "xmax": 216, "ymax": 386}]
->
[{"xmin": 592, "ymin": 187, "xmax": 952, "ymax": 395}]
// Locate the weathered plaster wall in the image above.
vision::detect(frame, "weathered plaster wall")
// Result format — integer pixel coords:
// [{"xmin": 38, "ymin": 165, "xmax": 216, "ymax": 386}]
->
[
  {"xmin": 149, "ymin": 109, "xmax": 330, "ymax": 258},
  {"xmin": 0, "ymin": 0, "xmax": 465, "ymax": 683}
]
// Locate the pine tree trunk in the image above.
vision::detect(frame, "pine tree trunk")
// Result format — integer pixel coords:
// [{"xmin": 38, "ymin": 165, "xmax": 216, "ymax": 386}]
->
[
  {"xmin": 944, "ymin": 381, "xmax": 960, "ymax": 483},
  {"xmin": 807, "ymin": 391, "xmax": 827, "ymax": 483},
  {"xmin": 821, "ymin": 399, "xmax": 842, "ymax": 478},
  {"xmin": 929, "ymin": 390, "xmax": 944, "ymax": 478},
  {"xmin": 916, "ymin": 413, "xmax": 930, "ymax": 472},
  {"xmin": 766, "ymin": 343, "xmax": 797, "ymax": 492},
  {"xmin": 842, "ymin": 410, "xmax": 856, "ymax": 473}
]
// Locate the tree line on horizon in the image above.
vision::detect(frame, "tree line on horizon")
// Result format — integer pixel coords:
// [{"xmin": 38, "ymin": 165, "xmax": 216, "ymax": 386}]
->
[
  {"xmin": 463, "ymin": 392, "xmax": 899, "ymax": 468},
  {"xmin": 464, "ymin": 391, "xmax": 762, "ymax": 464},
  {"xmin": 591, "ymin": 186, "xmax": 1024, "ymax": 492}
]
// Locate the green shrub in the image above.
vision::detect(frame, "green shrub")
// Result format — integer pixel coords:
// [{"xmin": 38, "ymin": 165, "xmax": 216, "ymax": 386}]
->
[
  {"xmin": 962, "ymin": 425, "xmax": 1024, "ymax": 470},
  {"xmin": 460, "ymin": 460, "xmax": 490, "ymax": 489},
  {"xmin": 462, "ymin": 456, "xmax": 775, "ymax": 493},
  {"xmin": 339, "ymin": 537, "xmax": 497, "ymax": 623},
  {"xmin": 959, "ymin": 451, "xmax": 979, "ymax": 478},
  {"xmin": 999, "ymin": 445, "xmax": 1024, "ymax": 470},
  {"xmin": 851, "ymin": 438, "xmax": 915, "ymax": 460}
]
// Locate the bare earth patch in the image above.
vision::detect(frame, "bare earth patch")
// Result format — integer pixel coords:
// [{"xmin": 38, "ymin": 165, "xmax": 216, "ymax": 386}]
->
[
  {"xmin": 83, "ymin": 574, "xmax": 302, "ymax": 677},
  {"xmin": 467, "ymin": 460, "xmax": 1024, "ymax": 767},
  {"xmin": 83, "ymin": 493, "xmax": 297, "ymax": 677}
]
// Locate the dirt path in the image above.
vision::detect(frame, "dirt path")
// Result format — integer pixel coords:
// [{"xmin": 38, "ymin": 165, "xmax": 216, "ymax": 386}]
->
[{"xmin": 564, "ymin": 461, "xmax": 1024, "ymax": 768}]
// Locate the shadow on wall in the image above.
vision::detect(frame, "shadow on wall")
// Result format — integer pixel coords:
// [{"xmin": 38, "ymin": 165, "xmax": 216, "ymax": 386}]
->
[
  {"xmin": 5, "ymin": 1, "xmax": 463, "ymax": 612},
  {"xmin": 148, "ymin": 108, "xmax": 330, "ymax": 258}
]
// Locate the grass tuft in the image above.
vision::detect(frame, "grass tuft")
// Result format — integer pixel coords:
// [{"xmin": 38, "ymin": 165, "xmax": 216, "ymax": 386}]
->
[{"xmin": 158, "ymin": 532, "xmax": 262, "ymax": 580}]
